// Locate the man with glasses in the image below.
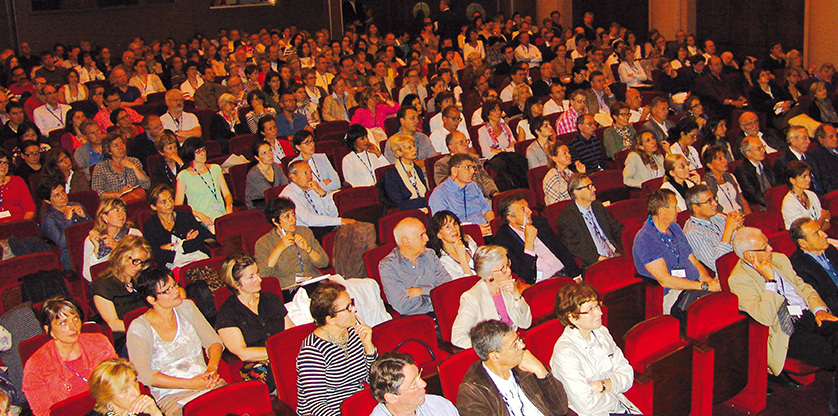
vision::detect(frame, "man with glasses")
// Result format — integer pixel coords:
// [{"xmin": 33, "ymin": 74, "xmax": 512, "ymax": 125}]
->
[
  {"xmin": 110, "ymin": 68, "xmax": 143, "ymax": 107},
  {"xmin": 733, "ymin": 136, "xmax": 777, "ymax": 211},
  {"xmin": 683, "ymin": 185, "xmax": 743, "ymax": 273},
  {"xmin": 429, "ymin": 154, "xmax": 494, "ymax": 233},
  {"xmin": 379, "ymin": 217, "xmax": 451, "ymax": 315},
  {"xmin": 33, "ymin": 84, "xmax": 70, "ymax": 136},
  {"xmin": 494, "ymin": 192, "xmax": 581, "ymax": 284},
  {"xmin": 369, "ymin": 352, "xmax": 458, "ymax": 416},
  {"xmin": 24, "ymin": 76, "xmax": 48, "ymax": 121},
  {"xmin": 733, "ymin": 111, "xmax": 785, "ymax": 159},
  {"xmin": 568, "ymin": 114, "xmax": 606, "ymax": 173},
  {"xmin": 429, "ymin": 105, "xmax": 468, "ymax": 153},
  {"xmin": 279, "ymin": 160, "xmax": 354, "ymax": 241},
  {"xmin": 554, "ymin": 89, "xmax": 588, "ymax": 135},
  {"xmin": 730, "ymin": 227, "xmax": 838, "ymax": 397},
  {"xmin": 434, "ymin": 131, "xmax": 497, "ymax": 199},
  {"xmin": 633, "ymin": 189, "xmax": 720, "ymax": 316},
  {"xmin": 160, "ymin": 89, "xmax": 201, "ymax": 144},
  {"xmin": 94, "ymin": 87, "xmax": 143, "ymax": 132},
  {"xmin": 557, "ymin": 173, "xmax": 625, "ymax": 269},
  {"xmin": 457, "ymin": 319, "xmax": 567, "ymax": 415}
]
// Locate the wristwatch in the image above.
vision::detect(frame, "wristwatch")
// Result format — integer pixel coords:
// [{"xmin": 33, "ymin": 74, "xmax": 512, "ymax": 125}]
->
[{"xmin": 701, "ymin": 282, "xmax": 709, "ymax": 291}]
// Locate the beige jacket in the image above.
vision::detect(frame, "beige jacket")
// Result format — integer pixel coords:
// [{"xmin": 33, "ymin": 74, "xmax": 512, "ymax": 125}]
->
[
  {"xmin": 451, "ymin": 279, "xmax": 532, "ymax": 348},
  {"xmin": 728, "ymin": 253, "xmax": 827, "ymax": 374}
]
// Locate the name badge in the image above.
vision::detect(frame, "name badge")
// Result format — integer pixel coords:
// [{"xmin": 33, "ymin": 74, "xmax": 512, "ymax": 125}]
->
[
  {"xmin": 671, "ymin": 269, "xmax": 686, "ymax": 278},
  {"xmin": 787, "ymin": 305, "xmax": 803, "ymax": 317},
  {"xmin": 536, "ymin": 271, "xmax": 544, "ymax": 282},
  {"xmin": 212, "ymin": 203, "xmax": 223, "ymax": 212},
  {"xmin": 0, "ymin": 210, "xmax": 11, "ymax": 219}
]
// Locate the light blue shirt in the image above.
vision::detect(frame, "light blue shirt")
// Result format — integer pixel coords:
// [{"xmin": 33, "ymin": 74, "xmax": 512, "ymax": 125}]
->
[
  {"xmin": 293, "ymin": 153, "xmax": 341, "ymax": 192},
  {"xmin": 428, "ymin": 178, "xmax": 492, "ymax": 224},
  {"xmin": 279, "ymin": 182, "xmax": 341, "ymax": 228}
]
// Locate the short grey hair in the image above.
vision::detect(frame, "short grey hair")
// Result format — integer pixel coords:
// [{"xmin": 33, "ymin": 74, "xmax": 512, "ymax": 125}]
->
[
  {"xmin": 393, "ymin": 217, "xmax": 423, "ymax": 246},
  {"xmin": 685, "ymin": 184, "xmax": 712, "ymax": 213},
  {"xmin": 473, "ymin": 245, "xmax": 508, "ymax": 280},
  {"xmin": 217, "ymin": 93, "xmax": 236, "ymax": 107},
  {"xmin": 567, "ymin": 173, "xmax": 590, "ymax": 200},
  {"xmin": 786, "ymin": 125, "xmax": 809, "ymax": 145},
  {"xmin": 287, "ymin": 159, "xmax": 309, "ymax": 176},
  {"xmin": 469, "ymin": 320, "xmax": 514, "ymax": 361},
  {"xmin": 739, "ymin": 136, "xmax": 761, "ymax": 156},
  {"xmin": 732, "ymin": 226, "xmax": 764, "ymax": 258}
]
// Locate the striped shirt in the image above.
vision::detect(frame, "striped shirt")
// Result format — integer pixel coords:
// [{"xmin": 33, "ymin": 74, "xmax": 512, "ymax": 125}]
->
[
  {"xmin": 568, "ymin": 134, "xmax": 606, "ymax": 173},
  {"xmin": 296, "ymin": 328, "xmax": 377, "ymax": 416},
  {"xmin": 683, "ymin": 214, "xmax": 733, "ymax": 274}
]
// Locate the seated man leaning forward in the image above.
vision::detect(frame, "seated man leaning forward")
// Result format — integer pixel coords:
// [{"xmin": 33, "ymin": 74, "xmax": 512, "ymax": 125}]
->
[
  {"xmin": 428, "ymin": 153, "xmax": 494, "ymax": 235},
  {"xmin": 632, "ymin": 189, "xmax": 720, "ymax": 316},
  {"xmin": 368, "ymin": 352, "xmax": 459, "ymax": 416},
  {"xmin": 378, "ymin": 217, "xmax": 452, "ymax": 315},
  {"xmin": 730, "ymin": 226, "xmax": 838, "ymax": 398},
  {"xmin": 456, "ymin": 319, "xmax": 569, "ymax": 416},
  {"xmin": 493, "ymin": 192, "xmax": 582, "ymax": 284}
]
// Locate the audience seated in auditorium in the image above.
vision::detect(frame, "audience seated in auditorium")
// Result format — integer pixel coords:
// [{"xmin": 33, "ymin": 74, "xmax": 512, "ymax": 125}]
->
[
  {"xmin": 568, "ymin": 114, "xmax": 607, "ymax": 172},
  {"xmin": 143, "ymin": 184, "xmax": 212, "ymax": 269},
  {"xmin": 369, "ymin": 352, "xmax": 459, "ymax": 416},
  {"xmin": 807, "ymin": 124, "xmax": 838, "ymax": 195},
  {"xmin": 429, "ymin": 153, "xmax": 494, "ymax": 231},
  {"xmin": 781, "ymin": 161, "xmax": 830, "ymax": 230},
  {"xmin": 623, "ymin": 130, "xmax": 667, "ymax": 189},
  {"xmin": 641, "ymin": 96, "xmax": 674, "ymax": 144},
  {"xmin": 174, "ymin": 137, "xmax": 233, "ymax": 234},
  {"xmin": 733, "ymin": 136, "xmax": 777, "ymax": 211},
  {"xmin": 279, "ymin": 160, "xmax": 354, "ymax": 241},
  {"xmin": 557, "ymin": 173, "xmax": 624, "ymax": 268},
  {"xmin": 733, "ymin": 111, "xmax": 785, "ymax": 160},
  {"xmin": 86, "ymin": 358, "xmax": 164, "ymax": 416},
  {"xmin": 91, "ymin": 133, "xmax": 149, "ymax": 203},
  {"xmin": 683, "ymin": 184, "xmax": 742, "ymax": 273},
  {"xmin": 37, "ymin": 180, "xmax": 90, "ymax": 270},
  {"xmin": 633, "ymin": 189, "xmax": 720, "ymax": 315},
  {"xmin": 159, "ymin": 89, "xmax": 202, "ymax": 144},
  {"xmin": 427, "ymin": 210, "xmax": 479, "ymax": 279}
]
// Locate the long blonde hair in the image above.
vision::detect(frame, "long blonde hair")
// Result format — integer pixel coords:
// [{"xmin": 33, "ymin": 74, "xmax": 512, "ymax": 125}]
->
[{"xmin": 99, "ymin": 235, "xmax": 151, "ymax": 283}]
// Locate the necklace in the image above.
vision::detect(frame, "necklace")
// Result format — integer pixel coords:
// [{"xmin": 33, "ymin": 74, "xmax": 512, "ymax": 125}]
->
[{"xmin": 323, "ymin": 327, "xmax": 349, "ymax": 358}]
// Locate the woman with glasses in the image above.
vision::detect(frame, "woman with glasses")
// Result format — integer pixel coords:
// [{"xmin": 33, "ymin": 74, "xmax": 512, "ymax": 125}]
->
[
  {"xmin": 216, "ymin": 253, "xmax": 295, "ymax": 391},
  {"xmin": 127, "ymin": 266, "xmax": 224, "ymax": 416},
  {"xmin": 292, "ymin": 130, "xmax": 341, "ymax": 193},
  {"xmin": 551, "ymin": 282, "xmax": 640, "ymax": 416},
  {"xmin": 83, "ymin": 198, "xmax": 143, "ymax": 282},
  {"xmin": 603, "ymin": 102, "xmax": 636, "ymax": 160},
  {"xmin": 14, "ymin": 139, "xmax": 42, "ymax": 186},
  {"xmin": 93, "ymin": 235, "xmax": 151, "ymax": 355},
  {"xmin": 297, "ymin": 281, "xmax": 377, "ymax": 416},
  {"xmin": 667, "ymin": 118, "xmax": 702, "ymax": 171},
  {"xmin": 22, "ymin": 297, "xmax": 118, "ymax": 416},
  {"xmin": 451, "ymin": 245, "xmax": 531, "ymax": 349},
  {"xmin": 175, "ymin": 137, "xmax": 233, "ymax": 234}
]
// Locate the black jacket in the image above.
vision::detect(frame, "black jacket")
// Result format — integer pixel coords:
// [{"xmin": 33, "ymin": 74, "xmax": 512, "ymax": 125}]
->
[
  {"xmin": 790, "ymin": 246, "xmax": 838, "ymax": 314},
  {"xmin": 557, "ymin": 201, "xmax": 625, "ymax": 268},
  {"xmin": 732, "ymin": 129, "xmax": 787, "ymax": 160},
  {"xmin": 733, "ymin": 158, "xmax": 776, "ymax": 208},
  {"xmin": 493, "ymin": 215, "xmax": 582, "ymax": 284},
  {"xmin": 806, "ymin": 142, "xmax": 838, "ymax": 194}
]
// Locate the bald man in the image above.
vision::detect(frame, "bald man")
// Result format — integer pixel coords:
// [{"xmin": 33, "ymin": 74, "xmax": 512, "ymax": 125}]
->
[{"xmin": 378, "ymin": 217, "xmax": 451, "ymax": 315}]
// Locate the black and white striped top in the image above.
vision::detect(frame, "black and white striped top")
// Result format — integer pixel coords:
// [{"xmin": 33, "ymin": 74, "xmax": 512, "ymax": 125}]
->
[{"xmin": 295, "ymin": 327, "xmax": 377, "ymax": 416}]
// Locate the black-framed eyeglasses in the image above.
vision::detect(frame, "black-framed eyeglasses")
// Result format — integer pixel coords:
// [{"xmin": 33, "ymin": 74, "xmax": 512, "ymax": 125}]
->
[
  {"xmin": 131, "ymin": 258, "xmax": 150, "ymax": 267},
  {"xmin": 333, "ymin": 298, "xmax": 356, "ymax": 315},
  {"xmin": 695, "ymin": 197, "xmax": 717, "ymax": 206},
  {"xmin": 748, "ymin": 245, "xmax": 771, "ymax": 253}
]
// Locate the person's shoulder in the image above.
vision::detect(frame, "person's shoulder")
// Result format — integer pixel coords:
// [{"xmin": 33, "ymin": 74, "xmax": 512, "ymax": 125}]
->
[{"xmin": 423, "ymin": 394, "xmax": 458, "ymax": 410}]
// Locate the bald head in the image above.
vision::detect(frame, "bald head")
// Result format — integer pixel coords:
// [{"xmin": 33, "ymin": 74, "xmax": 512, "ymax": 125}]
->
[
  {"xmin": 740, "ymin": 136, "xmax": 766, "ymax": 162},
  {"xmin": 738, "ymin": 111, "xmax": 760, "ymax": 136},
  {"xmin": 732, "ymin": 227, "xmax": 766, "ymax": 258},
  {"xmin": 625, "ymin": 88, "xmax": 641, "ymax": 110}
]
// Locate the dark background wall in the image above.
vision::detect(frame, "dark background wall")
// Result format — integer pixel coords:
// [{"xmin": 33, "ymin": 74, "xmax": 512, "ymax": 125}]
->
[
  {"xmin": 696, "ymin": 0, "xmax": 805, "ymax": 59},
  {"xmin": 572, "ymin": 0, "xmax": 649, "ymax": 41}
]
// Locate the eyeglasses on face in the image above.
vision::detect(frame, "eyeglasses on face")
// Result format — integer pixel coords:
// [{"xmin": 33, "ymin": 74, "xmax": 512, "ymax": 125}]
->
[
  {"xmin": 332, "ymin": 298, "xmax": 356, "ymax": 315},
  {"xmin": 578, "ymin": 301, "xmax": 603, "ymax": 314}
]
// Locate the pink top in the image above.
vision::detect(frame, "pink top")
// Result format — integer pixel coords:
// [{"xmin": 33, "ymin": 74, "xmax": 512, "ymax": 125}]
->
[
  {"xmin": 492, "ymin": 293, "xmax": 513, "ymax": 325},
  {"xmin": 350, "ymin": 102, "xmax": 399, "ymax": 129},
  {"xmin": 22, "ymin": 333, "xmax": 117, "ymax": 416}
]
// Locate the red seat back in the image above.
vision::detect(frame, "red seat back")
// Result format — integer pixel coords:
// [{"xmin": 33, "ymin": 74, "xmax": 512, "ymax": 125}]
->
[
  {"xmin": 0, "ymin": 252, "xmax": 60, "ymax": 285},
  {"xmin": 430, "ymin": 275, "xmax": 481, "ymax": 342},
  {"xmin": 371, "ymin": 314, "xmax": 449, "ymax": 368},
  {"xmin": 492, "ymin": 189, "xmax": 537, "ymax": 217},
  {"xmin": 438, "ymin": 348, "xmax": 479, "ymax": 405},
  {"xmin": 68, "ymin": 190, "xmax": 101, "ymax": 221},
  {"xmin": 0, "ymin": 219, "xmax": 39, "ymax": 240},
  {"xmin": 514, "ymin": 138, "xmax": 535, "ymax": 156},
  {"xmin": 460, "ymin": 224, "xmax": 485, "ymax": 247},
  {"xmin": 524, "ymin": 319, "xmax": 564, "ymax": 366},
  {"xmin": 364, "ymin": 243, "xmax": 397, "ymax": 305},
  {"xmin": 685, "ymin": 292, "xmax": 745, "ymax": 341},
  {"xmin": 641, "ymin": 176, "xmax": 665, "ymax": 197},
  {"xmin": 589, "ymin": 169, "xmax": 623, "ymax": 193},
  {"xmin": 64, "ymin": 220, "xmax": 96, "ymax": 275},
  {"xmin": 183, "ymin": 380, "xmax": 273, "ymax": 416},
  {"xmin": 527, "ymin": 165, "xmax": 549, "ymax": 210},
  {"xmin": 522, "ymin": 277, "xmax": 575, "ymax": 325},
  {"xmin": 229, "ymin": 134, "xmax": 258, "ymax": 158},
  {"xmin": 543, "ymin": 200, "xmax": 572, "ymax": 236},
  {"xmin": 315, "ymin": 120, "xmax": 350, "ymax": 140},
  {"xmin": 264, "ymin": 185, "xmax": 287, "ymax": 202},
  {"xmin": 624, "ymin": 315, "xmax": 689, "ymax": 372},
  {"xmin": 621, "ymin": 223, "xmax": 644, "ymax": 262},
  {"xmin": 744, "ymin": 210, "xmax": 782, "ymax": 236},
  {"xmin": 715, "ymin": 252, "xmax": 740, "ymax": 292},
  {"xmin": 341, "ymin": 388, "xmax": 378, "ymax": 416},
  {"xmin": 764, "ymin": 185, "xmax": 788, "ymax": 214},
  {"xmin": 49, "ymin": 391, "xmax": 96, "ymax": 416},
  {"xmin": 214, "ymin": 210, "xmax": 267, "ymax": 244},
  {"xmin": 123, "ymin": 307, "xmax": 149, "ymax": 331},
  {"xmin": 265, "ymin": 323, "xmax": 316, "ymax": 410},
  {"xmin": 424, "ymin": 154, "xmax": 446, "ymax": 189},
  {"xmin": 769, "ymin": 233, "xmax": 797, "ymax": 257},
  {"xmin": 615, "ymin": 149, "xmax": 631, "ymax": 172},
  {"xmin": 606, "ymin": 198, "xmax": 647, "ymax": 229},
  {"xmin": 378, "ymin": 209, "xmax": 428, "ymax": 245},
  {"xmin": 334, "ymin": 186, "xmax": 379, "ymax": 216},
  {"xmin": 228, "ymin": 162, "xmax": 251, "ymax": 206},
  {"xmin": 241, "ymin": 223, "xmax": 273, "ymax": 256}
]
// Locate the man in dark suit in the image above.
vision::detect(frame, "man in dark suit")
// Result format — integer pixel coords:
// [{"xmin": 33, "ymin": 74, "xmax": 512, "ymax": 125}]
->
[
  {"xmin": 696, "ymin": 56, "xmax": 747, "ymax": 117},
  {"xmin": 773, "ymin": 126, "xmax": 823, "ymax": 194},
  {"xmin": 806, "ymin": 123, "xmax": 838, "ymax": 194},
  {"xmin": 557, "ymin": 173, "xmax": 624, "ymax": 268},
  {"xmin": 641, "ymin": 96, "xmax": 674, "ymax": 143},
  {"xmin": 732, "ymin": 111, "xmax": 787, "ymax": 160},
  {"xmin": 436, "ymin": 0, "xmax": 460, "ymax": 44},
  {"xmin": 789, "ymin": 218, "xmax": 838, "ymax": 314},
  {"xmin": 493, "ymin": 192, "xmax": 582, "ymax": 284},
  {"xmin": 733, "ymin": 136, "xmax": 777, "ymax": 211}
]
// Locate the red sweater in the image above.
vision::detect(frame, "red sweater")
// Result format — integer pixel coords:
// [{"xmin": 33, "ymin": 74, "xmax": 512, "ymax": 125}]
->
[
  {"xmin": 0, "ymin": 176, "xmax": 35, "ymax": 222},
  {"xmin": 22, "ymin": 333, "xmax": 117, "ymax": 416}
]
